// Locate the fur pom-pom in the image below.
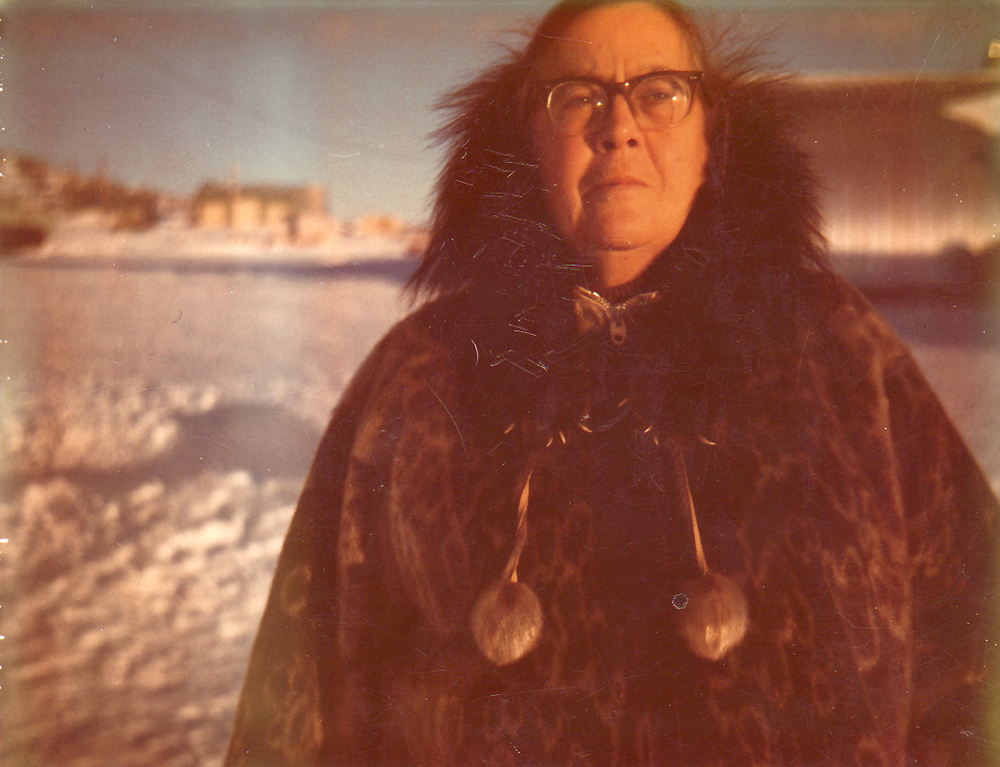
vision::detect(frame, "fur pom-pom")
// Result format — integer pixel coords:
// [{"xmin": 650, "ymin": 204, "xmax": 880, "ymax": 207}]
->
[
  {"xmin": 672, "ymin": 572, "xmax": 749, "ymax": 661},
  {"xmin": 470, "ymin": 580, "xmax": 544, "ymax": 666}
]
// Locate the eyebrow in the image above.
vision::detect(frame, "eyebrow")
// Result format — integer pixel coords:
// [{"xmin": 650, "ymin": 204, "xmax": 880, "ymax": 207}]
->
[{"xmin": 536, "ymin": 69, "xmax": 699, "ymax": 86}]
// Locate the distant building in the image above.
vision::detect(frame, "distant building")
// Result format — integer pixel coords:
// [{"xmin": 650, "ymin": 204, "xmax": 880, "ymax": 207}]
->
[
  {"xmin": 190, "ymin": 182, "xmax": 327, "ymax": 241},
  {"xmin": 790, "ymin": 72, "xmax": 1000, "ymax": 260}
]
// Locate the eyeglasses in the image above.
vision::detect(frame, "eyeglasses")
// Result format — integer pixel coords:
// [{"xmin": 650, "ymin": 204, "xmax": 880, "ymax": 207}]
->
[{"xmin": 538, "ymin": 70, "xmax": 702, "ymax": 135}]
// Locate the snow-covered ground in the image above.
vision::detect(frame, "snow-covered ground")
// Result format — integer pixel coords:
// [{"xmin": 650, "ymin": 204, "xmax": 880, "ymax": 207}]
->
[
  {"xmin": 28, "ymin": 210, "xmax": 423, "ymax": 265},
  {"xmin": 0, "ymin": 251, "xmax": 997, "ymax": 767},
  {"xmin": 0, "ymin": 257, "xmax": 407, "ymax": 767}
]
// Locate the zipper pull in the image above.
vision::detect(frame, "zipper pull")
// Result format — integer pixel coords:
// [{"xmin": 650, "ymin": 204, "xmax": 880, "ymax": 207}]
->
[{"xmin": 609, "ymin": 305, "xmax": 627, "ymax": 345}]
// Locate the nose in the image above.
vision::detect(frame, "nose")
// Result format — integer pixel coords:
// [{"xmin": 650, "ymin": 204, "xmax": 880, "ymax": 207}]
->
[{"xmin": 596, "ymin": 93, "xmax": 640, "ymax": 151}]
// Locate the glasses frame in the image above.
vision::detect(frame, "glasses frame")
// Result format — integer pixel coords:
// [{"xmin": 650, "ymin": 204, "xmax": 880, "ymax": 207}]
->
[{"xmin": 537, "ymin": 69, "xmax": 703, "ymax": 135}]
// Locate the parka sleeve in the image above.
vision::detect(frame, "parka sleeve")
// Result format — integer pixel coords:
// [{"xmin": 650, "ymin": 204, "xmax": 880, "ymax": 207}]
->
[
  {"xmin": 884, "ymin": 351, "xmax": 998, "ymax": 763},
  {"xmin": 222, "ymin": 329, "xmax": 414, "ymax": 766}
]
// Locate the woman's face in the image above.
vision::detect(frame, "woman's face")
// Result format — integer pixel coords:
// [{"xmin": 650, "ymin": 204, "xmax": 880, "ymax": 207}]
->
[{"xmin": 530, "ymin": 2, "xmax": 709, "ymax": 288}]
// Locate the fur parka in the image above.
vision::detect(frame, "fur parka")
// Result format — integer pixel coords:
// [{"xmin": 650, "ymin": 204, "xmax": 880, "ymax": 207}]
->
[{"xmin": 224, "ymin": 47, "xmax": 997, "ymax": 766}]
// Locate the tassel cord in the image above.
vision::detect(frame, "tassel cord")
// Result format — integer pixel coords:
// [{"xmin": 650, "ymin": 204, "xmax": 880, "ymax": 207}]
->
[
  {"xmin": 676, "ymin": 448, "xmax": 710, "ymax": 576},
  {"xmin": 502, "ymin": 468, "xmax": 533, "ymax": 583}
]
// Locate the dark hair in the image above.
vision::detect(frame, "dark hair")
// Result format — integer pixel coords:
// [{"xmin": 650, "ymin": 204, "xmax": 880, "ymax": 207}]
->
[
  {"xmin": 523, "ymin": 0, "xmax": 707, "ymax": 75},
  {"xmin": 407, "ymin": 0, "xmax": 825, "ymax": 301}
]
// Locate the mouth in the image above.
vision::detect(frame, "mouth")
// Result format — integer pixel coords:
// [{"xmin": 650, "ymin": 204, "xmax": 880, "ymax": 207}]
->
[{"xmin": 584, "ymin": 175, "xmax": 648, "ymax": 194}]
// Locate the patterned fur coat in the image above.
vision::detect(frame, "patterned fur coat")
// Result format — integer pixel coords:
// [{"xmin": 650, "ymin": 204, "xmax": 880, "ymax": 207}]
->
[{"xmin": 225, "ymin": 62, "xmax": 997, "ymax": 765}]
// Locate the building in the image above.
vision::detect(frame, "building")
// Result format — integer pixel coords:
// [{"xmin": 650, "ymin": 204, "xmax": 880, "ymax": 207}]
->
[
  {"xmin": 190, "ymin": 182, "xmax": 327, "ymax": 242},
  {"xmin": 790, "ymin": 71, "xmax": 999, "ymax": 260}
]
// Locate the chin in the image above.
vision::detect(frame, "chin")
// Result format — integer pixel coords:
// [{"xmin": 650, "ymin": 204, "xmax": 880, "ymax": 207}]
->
[{"xmin": 585, "ymin": 224, "xmax": 666, "ymax": 253}]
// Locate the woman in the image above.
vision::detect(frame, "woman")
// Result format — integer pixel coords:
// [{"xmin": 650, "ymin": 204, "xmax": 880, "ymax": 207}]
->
[{"xmin": 225, "ymin": 1, "xmax": 997, "ymax": 763}]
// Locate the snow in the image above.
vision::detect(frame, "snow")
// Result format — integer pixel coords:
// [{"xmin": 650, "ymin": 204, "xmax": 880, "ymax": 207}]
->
[
  {"xmin": 0, "ymin": 257, "xmax": 406, "ymax": 767},
  {"xmin": 28, "ymin": 211, "xmax": 422, "ymax": 266}
]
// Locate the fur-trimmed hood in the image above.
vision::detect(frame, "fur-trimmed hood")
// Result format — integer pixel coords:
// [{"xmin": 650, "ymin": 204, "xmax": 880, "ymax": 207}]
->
[{"xmin": 409, "ymin": 49, "xmax": 830, "ymax": 315}]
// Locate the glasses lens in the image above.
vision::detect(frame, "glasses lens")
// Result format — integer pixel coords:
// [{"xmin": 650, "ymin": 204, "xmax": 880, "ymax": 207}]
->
[
  {"xmin": 547, "ymin": 81, "xmax": 605, "ymax": 134},
  {"xmin": 632, "ymin": 75, "xmax": 692, "ymax": 128}
]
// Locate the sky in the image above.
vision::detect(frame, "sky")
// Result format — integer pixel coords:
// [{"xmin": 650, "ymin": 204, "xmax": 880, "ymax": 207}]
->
[{"xmin": 1, "ymin": 0, "xmax": 997, "ymax": 222}]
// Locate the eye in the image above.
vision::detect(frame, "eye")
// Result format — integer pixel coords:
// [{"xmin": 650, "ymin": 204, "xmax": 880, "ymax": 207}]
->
[
  {"xmin": 633, "ymin": 76, "xmax": 690, "ymax": 124},
  {"xmin": 549, "ymin": 81, "xmax": 604, "ymax": 114},
  {"xmin": 634, "ymin": 76, "xmax": 684, "ymax": 104}
]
